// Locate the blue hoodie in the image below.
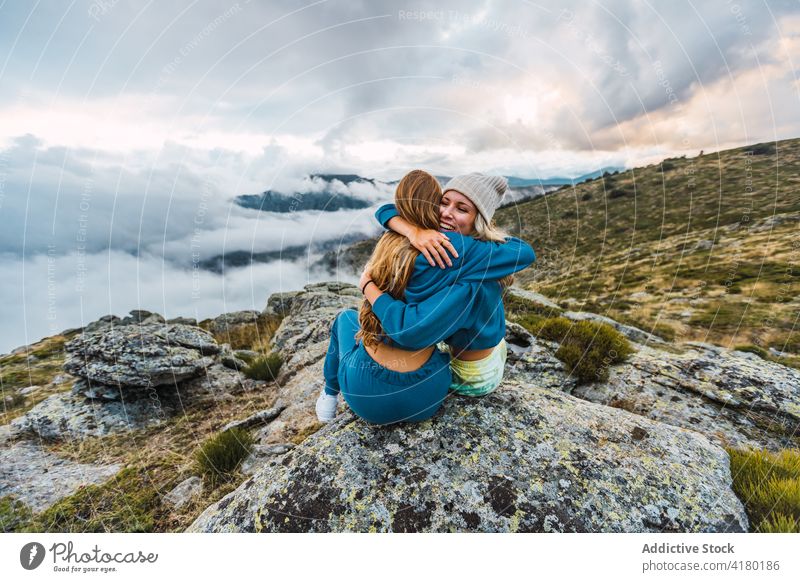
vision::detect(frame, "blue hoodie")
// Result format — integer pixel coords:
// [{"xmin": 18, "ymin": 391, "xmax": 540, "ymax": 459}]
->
[{"xmin": 370, "ymin": 203, "xmax": 535, "ymax": 350}]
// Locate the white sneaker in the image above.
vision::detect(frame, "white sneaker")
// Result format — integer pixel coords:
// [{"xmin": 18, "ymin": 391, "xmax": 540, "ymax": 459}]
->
[{"xmin": 315, "ymin": 387, "xmax": 339, "ymax": 423}]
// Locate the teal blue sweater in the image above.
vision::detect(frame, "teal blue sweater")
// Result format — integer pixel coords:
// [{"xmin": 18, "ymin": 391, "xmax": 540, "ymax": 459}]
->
[{"xmin": 370, "ymin": 204, "xmax": 535, "ymax": 350}]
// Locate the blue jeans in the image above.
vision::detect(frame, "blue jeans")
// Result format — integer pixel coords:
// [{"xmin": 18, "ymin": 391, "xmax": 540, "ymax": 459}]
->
[{"xmin": 322, "ymin": 309, "xmax": 452, "ymax": 425}]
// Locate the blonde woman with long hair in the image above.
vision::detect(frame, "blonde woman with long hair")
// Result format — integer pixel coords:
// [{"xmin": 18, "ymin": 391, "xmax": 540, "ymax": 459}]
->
[{"xmin": 317, "ymin": 171, "xmax": 535, "ymax": 425}]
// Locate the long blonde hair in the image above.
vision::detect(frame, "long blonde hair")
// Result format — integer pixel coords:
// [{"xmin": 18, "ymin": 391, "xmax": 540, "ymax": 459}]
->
[
  {"xmin": 356, "ymin": 170, "xmax": 442, "ymax": 348},
  {"xmin": 472, "ymin": 212, "xmax": 515, "ymax": 289}
]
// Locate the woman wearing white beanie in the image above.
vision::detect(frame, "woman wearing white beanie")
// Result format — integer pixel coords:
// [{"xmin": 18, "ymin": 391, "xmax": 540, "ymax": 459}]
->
[{"xmin": 369, "ymin": 172, "xmax": 533, "ymax": 398}]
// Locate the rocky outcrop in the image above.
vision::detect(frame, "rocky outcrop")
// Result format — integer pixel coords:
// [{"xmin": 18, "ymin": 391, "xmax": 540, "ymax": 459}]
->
[
  {"xmin": 81, "ymin": 309, "xmax": 167, "ymax": 335},
  {"xmin": 572, "ymin": 341, "xmax": 800, "ymax": 451},
  {"xmin": 10, "ymin": 322, "xmax": 247, "ymax": 441},
  {"xmin": 187, "ymin": 281, "xmax": 781, "ymax": 533},
  {"xmin": 204, "ymin": 310, "xmax": 260, "ymax": 335},
  {"xmin": 4, "ymin": 280, "xmax": 797, "ymax": 531},
  {"xmin": 188, "ymin": 382, "xmax": 747, "ymax": 532},
  {"xmin": 63, "ymin": 324, "xmax": 219, "ymax": 391}
]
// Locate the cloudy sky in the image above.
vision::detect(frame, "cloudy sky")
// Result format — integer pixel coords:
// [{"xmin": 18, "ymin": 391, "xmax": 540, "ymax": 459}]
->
[{"xmin": 1, "ymin": 0, "xmax": 798, "ymax": 353}]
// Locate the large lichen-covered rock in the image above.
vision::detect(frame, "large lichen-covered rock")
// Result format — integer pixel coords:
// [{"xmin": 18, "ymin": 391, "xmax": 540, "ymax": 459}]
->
[
  {"xmin": 251, "ymin": 283, "xmax": 360, "ymax": 447},
  {"xmin": 0, "ymin": 441, "xmax": 120, "ymax": 513},
  {"xmin": 572, "ymin": 341, "xmax": 800, "ymax": 452},
  {"xmin": 188, "ymin": 382, "xmax": 748, "ymax": 533},
  {"xmin": 63, "ymin": 323, "xmax": 219, "ymax": 390},
  {"xmin": 503, "ymin": 314, "xmax": 800, "ymax": 452}
]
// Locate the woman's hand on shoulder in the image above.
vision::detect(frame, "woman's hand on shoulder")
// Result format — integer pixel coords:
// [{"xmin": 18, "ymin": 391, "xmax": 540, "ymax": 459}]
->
[{"xmin": 409, "ymin": 227, "xmax": 459, "ymax": 269}]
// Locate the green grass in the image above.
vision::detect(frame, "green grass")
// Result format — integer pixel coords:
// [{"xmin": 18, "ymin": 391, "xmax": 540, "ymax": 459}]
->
[
  {"xmin": 199, "ymin": 313, "xmax": 284, "ymax": 352},
  {"xmin": 0, "ymin": 496, "xmax": 32, "ymax": 532},
  {"xmin": 727, "ymin": 447, "xmax": 800, "ymax": 532},
  {"xmin": 194, "ymin": 428, "xmax": 255, "ymax": 487},
  {"xmin": 519, "ymin": 316, "xmax": 635, "ymax": 384},
  {"xmin": 242, "ymin": 352, "xmax": 283, "ymax": 381},
  {"xmin": 494, "ymin": 136, "xmax": 800, "ymax": 350},
  {"xmin": 23, "ymin": 468, "xmax": 161, "ymax": 533}
]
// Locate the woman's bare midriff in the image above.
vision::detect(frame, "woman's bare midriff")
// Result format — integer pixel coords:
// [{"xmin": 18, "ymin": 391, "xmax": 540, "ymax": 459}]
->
[
  {"xmin": 365, "ymin": 342, "xmax": 435, "ymax": 372},
  {"xmin": 450, "ymin": 345, "xmax": 496, "ymax": 361}
]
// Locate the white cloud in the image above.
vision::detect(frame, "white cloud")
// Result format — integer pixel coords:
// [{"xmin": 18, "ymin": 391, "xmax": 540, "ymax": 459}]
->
[{"xmin": 0, "ymin": 248, "xmax": 354, "ymax": 355}]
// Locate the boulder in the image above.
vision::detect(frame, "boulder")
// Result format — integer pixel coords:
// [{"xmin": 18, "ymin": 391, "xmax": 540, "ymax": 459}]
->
[
  {"xmin": 12, "ymin": 362, "xmax": 245, "ymax": 441},
  {"xmin": 0, "ymin": 441, "xmax": 120, "ymax": 513},
  {"xmin": 164, "ymin": 476, "xmax": 204, "ymax": 509},
  {"xmin": 205, "ymin": 310, "xmax": 260, "ymax": 335},
  {"xmin": 63, "ymin": 324, "xmax": 219, "ymax": 391},
  {"xmin": 188, "ymin": 382, "xmax": 747, "ymax": 533},
  {"xmin": 571, "ymin": 341, "xmax": 800, "ymax": 451}
]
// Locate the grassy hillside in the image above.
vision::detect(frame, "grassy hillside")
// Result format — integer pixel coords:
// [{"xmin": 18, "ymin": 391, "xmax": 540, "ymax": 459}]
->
[{"xmin": 496, "ymin": 138, "xmax": 800, "ymax": 358}]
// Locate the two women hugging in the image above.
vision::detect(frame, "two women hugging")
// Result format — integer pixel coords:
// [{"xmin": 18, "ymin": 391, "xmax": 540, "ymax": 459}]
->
[{"xmin": 316, "ymin": 170, "xmax": 536, "ymax": 425}]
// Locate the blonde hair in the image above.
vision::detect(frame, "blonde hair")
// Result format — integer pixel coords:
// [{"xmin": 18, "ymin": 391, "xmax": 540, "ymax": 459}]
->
[
  {"xmin": 472, "ymin": 212, "xmax": 515, "ymax": 289},
  {"xmin": 356, "ymin": 170, "xmax": 442, "ymax": 348}
]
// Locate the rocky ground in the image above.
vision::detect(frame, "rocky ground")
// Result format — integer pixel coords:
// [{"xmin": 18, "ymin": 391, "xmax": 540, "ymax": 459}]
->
[{"xmin": 2, "ymin": 281, "xmax": 798, "ymax": 532}]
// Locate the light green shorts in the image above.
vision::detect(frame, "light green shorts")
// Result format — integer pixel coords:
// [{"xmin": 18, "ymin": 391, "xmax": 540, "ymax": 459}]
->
[{"xmin": 448, "ymin": 339, "xmax": 508, "ymax": 397}]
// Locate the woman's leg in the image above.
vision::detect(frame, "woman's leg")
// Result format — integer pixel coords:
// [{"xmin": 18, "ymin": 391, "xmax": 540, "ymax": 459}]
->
[{"xmin": 321, "ymin": 308, "xmax": 359, "ymax": 396}]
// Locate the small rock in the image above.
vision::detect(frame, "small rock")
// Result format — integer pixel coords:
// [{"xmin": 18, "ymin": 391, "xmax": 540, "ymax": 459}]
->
[
  {"xmin": 221, "ymin": 405, "xmax": 286, "ymax": 433},
  {"xmin": 163, "ymin": 476, "xmax": 203, "ymax": 509}
]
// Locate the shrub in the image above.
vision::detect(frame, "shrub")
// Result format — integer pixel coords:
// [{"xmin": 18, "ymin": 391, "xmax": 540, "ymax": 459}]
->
[
  {"xmin": 748, "ymin": 142, "xmax": 776, "ymax": 156},
  {"xmin": 534, "ymin": 317, "xmax": 635, "ymax": 384},
  {"xmin": 727, "ymin": 447, "xmax": 800, "ymax": 533},
  {"xmin": 609, "ymin": 188, "xmax": 629, "ymax": 199},
  {"xmin": 194, "ymin": 428, "xmax": 255, "ymax": 487},
  {"xmin": 537, "ymin": 317, "xmax": 574, "ymax": 342},
  {"xmin": 243, "ymin": 352, "xmax": 283, "ymax": 381},
  {"xmin": 581, "ymin": 192, "xmax": 593, "ymax": 201},
  {"xmin": 25, "ymin": 468, "xmax": 160, "ymax": 533}
]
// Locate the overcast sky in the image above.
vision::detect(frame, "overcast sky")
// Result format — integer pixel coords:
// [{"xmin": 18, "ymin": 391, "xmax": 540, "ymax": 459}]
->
[{"xmin": 0, "ymin": 0, "xmax": 798, "ymax": 352}]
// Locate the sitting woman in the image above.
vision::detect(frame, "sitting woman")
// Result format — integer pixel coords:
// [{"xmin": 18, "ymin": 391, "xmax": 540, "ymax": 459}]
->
[
  {"xmin": 317, "ymin": 170, "xmax": 535, "ymax": 425},
  {"xmin": 367, "ymin": 172, "xmax": 529, "ymax": 397}
]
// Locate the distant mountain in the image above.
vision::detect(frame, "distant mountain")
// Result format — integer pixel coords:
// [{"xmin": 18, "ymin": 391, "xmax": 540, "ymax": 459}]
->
[
  {"xmin": 235, "ymin": 190, "xmax": 371, "ymax": 213},
  {"xmin": 507, "ymin": 167, "xmax": 625, "ymax": 188},
  {"xmin": 199, "ymin": 233, "xmax": 372, "ymax": 274},
  {"xmin": 234, "ymin": 169, "xmax": 624, "ymax": 214},
  {"xmin": 234, "ymin": 174, "xmax": 388, "ymax": 213}
]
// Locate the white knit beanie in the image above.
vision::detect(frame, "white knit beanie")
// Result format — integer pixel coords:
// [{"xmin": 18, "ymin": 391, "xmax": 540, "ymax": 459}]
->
[{"xmin": 443, "ymin": 173, "xmax": 508, "ymax": 222}]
